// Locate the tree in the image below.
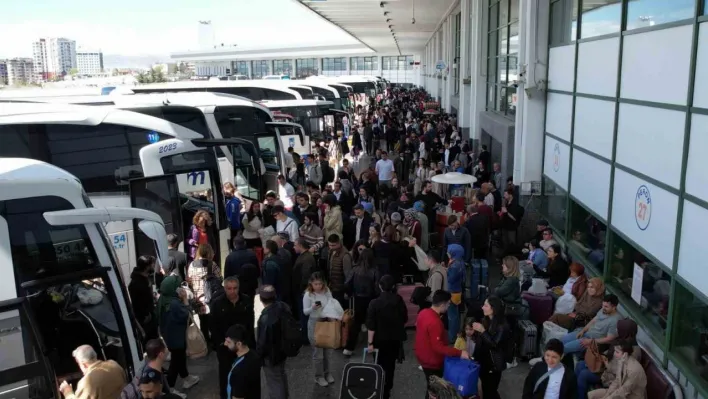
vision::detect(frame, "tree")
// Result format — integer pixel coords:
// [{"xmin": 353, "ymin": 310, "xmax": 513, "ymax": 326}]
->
[
  {"xmin": 135, "ymin": 66, "xmax": 167, "ymax": 84},
  {"xmin": 69, "ymin": 68, "xmax": 79, "ymax": 76}
]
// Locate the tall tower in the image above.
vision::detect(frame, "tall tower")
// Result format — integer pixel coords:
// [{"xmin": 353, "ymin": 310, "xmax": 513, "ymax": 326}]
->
[{"xmin": 198, "ymin": 21, "xmax": 215, "ymax": 50}]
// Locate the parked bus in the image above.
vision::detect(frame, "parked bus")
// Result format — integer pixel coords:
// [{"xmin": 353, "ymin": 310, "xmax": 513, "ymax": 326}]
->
[
  {"xmin": 0, "ymin": 158, "xmax": 170, "ymax": 398},
  {"xmin": 262, "ymin": 74, "xmax": 291, "ymax": 80}
]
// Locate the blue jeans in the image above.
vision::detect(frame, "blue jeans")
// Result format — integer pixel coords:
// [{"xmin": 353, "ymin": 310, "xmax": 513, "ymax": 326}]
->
[
  {"xmin": 560, "ymin": 329, "xmax": 588, "ymax": 355},
  {"xmin": 575, "ymin": 360, "xmax": 601, "ymax": 399},
  {"xmin": 447, "ymin": 302, "xmax": 460, "ymax": 344}
]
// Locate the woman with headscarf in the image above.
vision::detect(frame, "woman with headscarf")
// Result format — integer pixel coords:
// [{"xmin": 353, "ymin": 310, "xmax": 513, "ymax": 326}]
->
[
  {"xmin": 547, "ymin": 277, "xmax": 606, "ymax": 330},
  {"xmin": 403, "ymin": 209, "xmax": 422, "ymax": 245},
  {"xmin": 575, "ymin": 319, "xmax": 640, "ymax": 398},
  {"xmin": 362, "ymin": 201, "xmax": 382, "ymax": 225},
  {"xmin": 158, "ymin": 275, "xmax": 200, "ymax": 392}
]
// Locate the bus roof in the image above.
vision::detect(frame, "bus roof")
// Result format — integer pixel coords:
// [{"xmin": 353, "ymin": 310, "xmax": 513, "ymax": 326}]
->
[
  {"xmin": 259, "ymin": 99, "xmax": 333, "ymax": 108},
  {"xmin": 0, "ymin": 158, "xmax": 83, "ymax": 189},
  {"xmin": 3, "ymin": 92, "xmax": 274, "ymax": 115},
  {"xmin": 0, "ymin": 102, "xmax": 203, "ymax": 139}
]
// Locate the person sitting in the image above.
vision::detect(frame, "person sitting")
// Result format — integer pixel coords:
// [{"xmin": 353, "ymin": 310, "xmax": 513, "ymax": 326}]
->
[
  {"xmin": 576, "ymin": 319, "xmax": 640, "ymax": 399},
  {"xmin": 558, "ymin": 294, "xmax": 621, "ymax": 357},
  {"xmin": 587, "ymin": 340, "xmax": 646, "ymax": 399},
  {"xmin": 551, "ymin": 263, "xmax": 587, "ymax": 299},
  {"xmin": 59, "ymin": 345, "xmax": 126, "ymax": 399},
  {"xmin": 522, "ymin": 339, "xmax": 577, "ymax": 399},
  {"xmin": 535, "ymin": 244, "xmax": 569, "ymax": 289},
  {"xmin": 547, "ymin": 277, "xmax": 606, "ymax": 331},
  {"xmin": 528, "ymin": 239, "xmax": 549, "ymax": 270}
]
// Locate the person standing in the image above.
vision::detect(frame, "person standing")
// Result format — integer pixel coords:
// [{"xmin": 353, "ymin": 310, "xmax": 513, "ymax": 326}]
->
[
  {"xmin": 186, "ymin": 244, "xmax": 222, "ymax": 343},
  {"xmin": 188, "ymin": 210, "xmax": 212, "ymax": 262},
  {"xmin": 225, "ymin": 324, "xmax": 262, "ymax": 399},
  {"xmin": 256, "ymin": 285, "xmax": 291, "ymax": 399},
  {"xmin": 293, "ymin": 238, "xmax": 318, "ymax": 342},
  {"xmin": 375, "ymin": 151, "xmax": 395, "ymax": 189},
  {"xmin": 446, "ymin": 244, "xmax": 467, "ymax": 344},
  {"xmin": 343, "ymin": 248, "xmax": 380, "ymax": 356},
  {"xmin": 415, "ymin": 290, "xmax": 469, "ymax": 397},
  {"xmin": 365, "ymin": 275, "xmax": 407, "ymax": 399},
  {"xmin": 165, "ymin": 234, "xmax": 188, "ymax": 281},
  {"xmin": 472, "ymin": 297, "xmax": 512, "ymax": 399},
  {"xmin": 326, "ymin": 234, "xmax": 353, "ymax": 307},
  {"xmin": 128, "ymin": 255, "xmax": 158, "ymax": 342},
  {"xmin": 277, "ymin": 175, "xmax": 296, "ymax": 210},
  {"xmin": 225, "ymin": 186, "xmax": 243, "ymax": 248},
  {"xmin": 273, "ymin": 205, "xmax": 300, "ymax": 241},
  {"xmin": 262, "ymin": 240, "xmax": 283, "ymax": 299},
  {"xmin": 523, "ymin": 339, "xmax": 577, "ymax": 399},
  {"xmin": 59, "ymin": 345, "xmax": 126, "ymax": 399},
  {"xmin": 303, "ymin": 272, "xmax": 338, "ymax": 387},
  {"xmin": 209, "ymin": 276, "xmax": 255, "ymax": 399}
]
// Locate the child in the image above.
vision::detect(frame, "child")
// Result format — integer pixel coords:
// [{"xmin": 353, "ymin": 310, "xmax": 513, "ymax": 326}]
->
[{"xmin": 453, "ymin": 318, "xmax": 483, "ymax": 399}]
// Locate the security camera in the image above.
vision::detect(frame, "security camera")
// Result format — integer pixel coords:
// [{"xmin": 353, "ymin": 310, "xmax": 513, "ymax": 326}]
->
[
  {"xmin": 380, "ymin": 1, "xmax": 385, "ymax": 8},
  {"xmin": 411, "ymin": 17, "xmax": 416, "ymax": 24}
]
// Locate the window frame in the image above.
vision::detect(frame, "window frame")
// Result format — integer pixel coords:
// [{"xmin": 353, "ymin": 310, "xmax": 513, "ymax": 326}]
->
[
  {"xmin": 454, "ymin": 12, "xmax": 462, "ymax": 95},
  {"xmin": 486, "ymin": 0, "xmax": 518, "ymax": 118},
  {"xmin": 295, "ymin": 58, "xmax": 318, "ymax": 79}
]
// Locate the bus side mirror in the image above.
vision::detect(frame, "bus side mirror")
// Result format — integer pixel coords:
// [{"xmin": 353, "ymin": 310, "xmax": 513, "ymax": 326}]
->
[{"xmin": 138, "ymin": 220, "xmax": 169, "ymax": 268}]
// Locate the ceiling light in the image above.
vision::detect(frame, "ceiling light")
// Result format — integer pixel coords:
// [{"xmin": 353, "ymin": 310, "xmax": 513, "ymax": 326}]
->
[
  {"xmin": 388, "ymin": 25, "xmax": 393, "ymax": 29},
  {"xmin": 386, "ymin": 18, "xmax": 392, "ymax": 23},
  {"xmin": 380, "ymin": 1, "xmax": 385, "ymax": 8},
  {"xmin": 383, "ymin": 11, "xmax": 389, "ymax": 16}
]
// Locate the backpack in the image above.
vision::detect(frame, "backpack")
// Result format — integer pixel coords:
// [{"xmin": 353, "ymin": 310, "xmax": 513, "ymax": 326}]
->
[
  {"xmin": 202, "ymin": 263, "xmax": 224, "ymax": 305},
  {"xmin": 226, "ymin": 197, "xmax": 242, "ymax": 230},
  {"xmin": 279, "ymin": 308, "xmax": 303, "ymax": 357},
  {"xmin": 322, "ymin": 163, "xmax": 334, "ymax": 184}
]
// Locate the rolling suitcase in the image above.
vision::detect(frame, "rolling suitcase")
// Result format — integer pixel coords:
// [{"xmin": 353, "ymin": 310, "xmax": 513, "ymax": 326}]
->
[
  {"xmin": 521, "ymin": 292, "xmax": 554, "ymax": 326},
  {"xmin": 340, "ymin": 349, "xmax": 385, "ymax": 399},
  {"xmin": 469, "ymin": 259, "xmax": 489, "ymax": 300},
  {"xmin": 398, "ymin": 276, "xmax": 422, "ymax": 328},
  {"xmin": 517, "ymin": 319, "xmax": 538, "ymax": 359}
]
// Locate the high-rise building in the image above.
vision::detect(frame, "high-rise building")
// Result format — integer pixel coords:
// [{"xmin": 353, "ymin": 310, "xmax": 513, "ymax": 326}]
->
[
  {"xmin": 6, "ymin": 58, "xmax": 34, "ymax": 86},
  {"xmin": 0, "ymin": 61, "xmax": 7, "ymax": 85},
  {"xmin": 32, "ymin": 37, "xmax": 77, "ymax": 81},
  {"xmin": 77, "ymin": 51, "xmax": 104, "ymax": 75}
]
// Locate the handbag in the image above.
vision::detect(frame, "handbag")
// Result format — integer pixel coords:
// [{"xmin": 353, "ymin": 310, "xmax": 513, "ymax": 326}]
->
[
  {"xmin": 443, "ymin": 357, "xmax": 480, "ymax": 397},
  {"xmin": 585, "ymin": 339, "xmax": 605, "ymax": 373},
  {"xmin": 314, "ymin": 319, "xmax": 342, "ymax": 349},
  {"xmin": 185, "ymin": 315, "xmax": 208, "ymax": 359},
  {"xmin": 340, "ymin": 299, "xmax": 354, "ymax": 349}
]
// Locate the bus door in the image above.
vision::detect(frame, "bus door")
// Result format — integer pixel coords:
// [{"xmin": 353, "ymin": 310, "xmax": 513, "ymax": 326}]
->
[
  {"xmin": 139, "ymin": 139, "xmax": 228, "ymax": 266},
  {"xmin": 129, "ymin": 175, "xmax": 184, "ymax": 270},
  {"xmin": 266, "ymin": 121, "xmax": 307, "ymax": 159},
  {"xmin": 255, "ymin": 128, "xmax": 285, "ymax": 195}
]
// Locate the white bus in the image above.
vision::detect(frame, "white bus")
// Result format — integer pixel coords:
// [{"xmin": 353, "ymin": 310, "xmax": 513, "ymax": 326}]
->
[
  {"xmin": 0, "ymin": 102, "xmax": 240, "ymax": 278},
  {"xmin": 0, "ymin": 158, "xmax": 169, "ymax": 398},
  {"xmin": 262, "ymin": 74, "xmax": 291, "ymax": 80},
  {"xmin": 1, "ymin": 91, "xmax": 304, "ymax": 186},
  {"xmin": 308, "ymin": 75, "xmax": 379, "ymax": 97}
]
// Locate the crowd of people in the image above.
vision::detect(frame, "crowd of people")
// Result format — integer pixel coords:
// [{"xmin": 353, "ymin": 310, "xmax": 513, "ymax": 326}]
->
[{"xmin": 57, "ymin": 85, "xmax": 647, "ymax": 399}]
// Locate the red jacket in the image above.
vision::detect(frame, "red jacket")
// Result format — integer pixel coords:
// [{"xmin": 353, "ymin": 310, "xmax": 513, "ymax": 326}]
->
[{"xmin": 414, "ymin": 308, "xmax": 462, "ymax": 369}]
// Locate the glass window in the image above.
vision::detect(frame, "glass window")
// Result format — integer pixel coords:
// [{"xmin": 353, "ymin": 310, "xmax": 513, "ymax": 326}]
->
[
  {"xmin": 580, "ymin": 0, "xmax": 621, "ymax": 39},
  {"xmin": 0, "ymin": 124, "xmax": 171, "ymax": 194},
  {"xmin": 257, "ymin": 136, "xmax": 280, "ymax": 170},
  {"xmin": 231, "ymin": 144, "xmax": 260, "ymax": 200},
  {"xmin": 295, "ymin": 58, "xmax": 318, "ymax": 78},
  {"xmin": 234, "ymin": 61, "xmax": 249, "ymax": 77},
  {"xmin": 2, "ymin": 196, "xmax": 98, "ymax": 285},
  {"xmin": 322, "ymin": 57, "xmax": 346, "ymax": 71},
  {"xmin": 350, "ymin": 57, "xmax": 378, "ymax": 72},
  {"xmin": 250, "ymin": 60, "xmax": 269, "ymax": 79},
  {"xmin": 550, "ymin": 0, "xmax": 579, "ymax": 45},
  {"xmin": 568, "ymin": 199, "xmax": 607, "ymax": 272},
  {"xmin": 540, "ymin": 175, "xmax": 567, "ymax": 235},
  {"xmin": 670, "ymin": 281, "xmax": 708, "ymax": 388},
  {"xmin": 626, "ymin": 0, "xmax": 694, "ymax": 30},
  {"xmin": 272, "ymin": 59, "xmax": 292, "ymax": 76},
  {"xmin": 606, "ymin": 232, "xmax": 670, "ymax": 338}
]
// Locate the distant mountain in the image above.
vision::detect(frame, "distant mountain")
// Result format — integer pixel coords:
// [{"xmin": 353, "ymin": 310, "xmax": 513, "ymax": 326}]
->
[{"xmin": 103, "ymin": 54, "xmax": 171, "ymax": 69}]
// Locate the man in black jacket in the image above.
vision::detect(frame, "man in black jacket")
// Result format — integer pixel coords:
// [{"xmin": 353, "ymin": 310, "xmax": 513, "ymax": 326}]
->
[
  {"xmin": 415, "ymin": 181, "xmax": 449, "ymax": 232},
  {"xmin": 292, "ymin": 238, "xmax": 317, "ymax": 342},
  {"xmin": 500, "ymin": 188, "xmax": 524, "ymax": 255},
  {"xmin": 209, "ymin": 276, "xmax": 254, "ymax": 399},
  {"xmin": 165, "ymin": 234, "xmax": 188, "ymax": 281},
  {"xmin": 293, "ymin": 193, "xmax": 317, "ymax": 225},
  {"xmin": 522, "ymin": 339, "xmax": 576, "ymax": 399},
  {"xmin": 224, "ymin": 237, "xmax": 259, "ymax": 278},
  {"xmin": 464, "ymin": 205, "xmax": 491, "ymax": 260},
  {"xmin": 128, "ymin": 255, "xmax": 157, "ymax": 342},
  {"xmin": 256, "ymin": 286, "xmax": 291, "ymax": 399}
]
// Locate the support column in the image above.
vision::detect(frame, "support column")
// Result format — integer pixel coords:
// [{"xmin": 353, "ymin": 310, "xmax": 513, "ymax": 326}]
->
[
  {"xmin": 468, "ymin": 0, "xmax": 487, "ymax": 143},
  {"xmin": 458, "ymin": 0, "xmax": 471, "ymax": 137},
  {"xmin": 513, "ymin": 0, "xmax": 549, "ymax": 184}
]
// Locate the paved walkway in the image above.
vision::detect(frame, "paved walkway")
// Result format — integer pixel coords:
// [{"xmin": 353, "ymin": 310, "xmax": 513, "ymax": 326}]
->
[{"xmin": 182, "ymin": 329, "xmax": 530, "ymax": 398}]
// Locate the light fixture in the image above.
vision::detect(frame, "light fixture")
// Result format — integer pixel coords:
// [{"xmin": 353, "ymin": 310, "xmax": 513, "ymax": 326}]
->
[
  {"xmin": 386, "ymin": 18, "xmax": 392, "ymax": 22},
  {"xmin": 380, "ymin": 1, "xmax": 385, "ymax": 8},
  {"xmin": 383, "ymin": 11, "xmax": 390, "ymax": 16},
  {"xmin": 388, "ymin": 24, "xmax": 393, "ymax": 29}
]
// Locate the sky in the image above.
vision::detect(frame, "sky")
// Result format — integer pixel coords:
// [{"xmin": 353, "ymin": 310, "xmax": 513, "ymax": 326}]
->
[{"xmin": 0, "ymin": 0, "xmax": 358, "ymax": 59}]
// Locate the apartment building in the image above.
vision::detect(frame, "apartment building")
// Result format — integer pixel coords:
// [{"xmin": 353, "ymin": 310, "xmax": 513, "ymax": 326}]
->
[
  {"xmin": 6, "ymin": 58, "xmax": 34, "ymax": 86},
  {"xmin": 32, "ymin": 38, "xmax": 77, "ymax": 81},
  {"xmin": 77, "ymin": 51, "xmax": 104, "ymax": 75},
  {"xmin": 0, "ymin": 61, "xmax": 7, "ymax": 85}
]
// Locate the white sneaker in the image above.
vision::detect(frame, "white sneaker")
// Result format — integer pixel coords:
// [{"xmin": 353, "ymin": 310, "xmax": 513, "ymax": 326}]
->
[
  {"xmin": 181, "ymin": 375, "xmax": 200, "ymax": 389},
  {"xmin": 170, "ymin": 389, "xmax": 187, "ymax": 398},
  {"xmin": 528, "ymin": 357, "xmax": 543, "ymax": 366},
  {"xmin": 361, "ymin": 325, "xmax": 368, "ymax": 333},
  {"xmin": 325, "ymin": 373, "xmax": 335, "ymax": 384},
  {"xmin": 418, "ymin": 365, "xmax": 423, "ymax": 371},
  {"xmin": 343, "ymin": 349, "xmax": 353, "ymax": 356},
  {"xmin": 315, "ymin": 377, "xmax": 329, "ymax": 387}
]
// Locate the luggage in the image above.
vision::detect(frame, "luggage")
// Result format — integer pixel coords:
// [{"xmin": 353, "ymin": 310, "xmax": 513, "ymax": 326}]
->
[
  {"xmin": 443, "ymin": 356, "xmax": 480, "ymax": 397},
  {"xmin": 517, "ymin": 319, "xmax": 538, "ymax": 359},
  {"xmin": 340, "ymin": 349, "xmax": 385, "ymax": 399},
  {"xmin": 522, "ymin": 291, "xmax": 554, "ymax": 326},
  {"xmin": 542, "ymin": 321, "xmax": 568, "ymax": 346},
  {"xmin": 397, "ymin": 280, "xmax": 423, "ymax": 328},
  {"xmin": 314, "ymin": 319, "xmax": 342, "ymax": 349},
  {"xmin": 469, "ymin": 259, "xmax": 489, "ymax": 300}
]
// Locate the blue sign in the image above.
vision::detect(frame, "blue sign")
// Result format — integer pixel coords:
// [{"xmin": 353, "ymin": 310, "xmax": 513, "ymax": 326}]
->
[
  {"xmin": 147, "ymin": 132, "xmax": 161, "ymax": 144},
  {"xmin": 187, "ymin": 171, "xmax": 206, "ymax": 185}
]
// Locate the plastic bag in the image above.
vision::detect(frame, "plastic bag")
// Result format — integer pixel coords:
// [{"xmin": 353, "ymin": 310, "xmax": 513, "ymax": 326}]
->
[
  {"xmin": 76, "ymin": 288, "xmax": 103, "ymax": 305},
  {"xmin": 443, "ymin": 357, "xmax": 480, "ymax": 397},
  {"xmin": 528, "ymin": 278, "xmax": 548, "ymax": 295},
  {"xmin": 186, "ymin": 315, "xmax": 208, "ymax": 359},
  {"xmin": 542, "ymin": 321, "xmax": 568, "ymax": 345},
  {"xmin": 321, "ymin": 297, "xmax": 344, "ymax": 320},
  {"xmin": 554, "ymin": 293, "xmax": 577, "ymax": 315}
]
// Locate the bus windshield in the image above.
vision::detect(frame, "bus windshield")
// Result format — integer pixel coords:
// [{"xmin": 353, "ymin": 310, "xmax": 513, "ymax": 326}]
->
[
  {"xmin": 213, "ymin": 106, "xmax": 271, "ymax": 139},
  {"xmin": 341, "ymin": 81, "xmax": 376, "ymax": 96},
  {"xmin": 130, "ymin": 106, "xmax": 212, "ymax": 138},
  {"xmin": 288, "ymin": 87, "xmax": 314, "ymax": 99},
  {"xmin": 268, "ymin": 106, "xmax": 324, "ymax": 141}
]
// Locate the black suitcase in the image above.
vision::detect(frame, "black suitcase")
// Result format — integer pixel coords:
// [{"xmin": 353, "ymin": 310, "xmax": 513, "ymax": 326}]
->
[
  {"xmin": 339, "ymin": 349, "xmax": 385, "ymax": 399},
  {"xmin": 517, "ymin": 319, "xmax": 538, "ymax": 359}
]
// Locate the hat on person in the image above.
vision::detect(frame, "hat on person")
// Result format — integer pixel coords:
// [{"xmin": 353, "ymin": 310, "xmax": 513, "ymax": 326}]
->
[
  {"xmin": 391, "ymin": 212, "xmax": 402, "ymax": 224},
  {"xmin": 413, "ymin": 201, "xmax": 425, "ymax": 212}
]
